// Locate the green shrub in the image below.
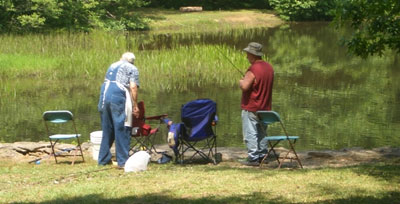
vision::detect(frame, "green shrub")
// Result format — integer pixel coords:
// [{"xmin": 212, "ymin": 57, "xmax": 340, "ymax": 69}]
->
[
  {"xmin": 270, "ymin": 0, "xmax": 336, "ymax": 21},
  {"xmin": 147, "ymin": 0, "xmax": 271, "ymax": 10},
  {"xmin": 0, "ymin": 0, "xmax": 150, "ymax": 33}
]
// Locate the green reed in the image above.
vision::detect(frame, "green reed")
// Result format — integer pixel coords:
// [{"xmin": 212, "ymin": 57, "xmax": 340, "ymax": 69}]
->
[
  {"xmin": 0, "ymin": 31, "xmax": 250, "ymax": 92},
  {"xmin": 138, "ymin": 44, "xmax": 248, "ymax": 91},
  {"xmin": 0, "ymin": 31, "xmax": 129, "ymax": 79}
]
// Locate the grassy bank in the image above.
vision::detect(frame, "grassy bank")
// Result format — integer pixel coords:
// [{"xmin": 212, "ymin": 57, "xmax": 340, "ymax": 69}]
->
[
  {"xmin": 141, "ymin": 9, "xmax": 284, "ymax": 34},
  {"xmin": 0, "ymin": 159, "xmax": 399, "ymax": 203}
]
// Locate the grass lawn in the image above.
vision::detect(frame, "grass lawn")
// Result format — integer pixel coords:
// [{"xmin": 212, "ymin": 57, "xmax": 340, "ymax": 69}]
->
[
  {"xmin": 139, "ymin": 9, "xmax": 284, "ymax": 34},
  {"xmin": 1, "ymin": 158, "xmax": 399, "ymax": 203}
]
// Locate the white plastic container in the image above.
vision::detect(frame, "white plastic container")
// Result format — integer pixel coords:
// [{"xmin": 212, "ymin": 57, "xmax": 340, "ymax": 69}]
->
[{"xmin": 90, "ymin": 131, "xmax": 103, "ymax": 160}]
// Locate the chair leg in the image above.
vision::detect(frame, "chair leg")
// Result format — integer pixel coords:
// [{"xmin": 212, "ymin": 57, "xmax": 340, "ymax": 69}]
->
[
  {"xmin": 131, "ymin": 138, "xmax": 144, "ymax": 152},
  {"xmin": 139, "ymin": 138, "xmax": 148, "ymax": 151},
  {"xmin": 72, "ymin": 149, "xmax": 76, "ymax": 166},
  {"xmin": 213, "ymin": 137, "xmax": 218, "ymax": 164},
  {"xmin": 70, "ymin": 138, "xmax": 85, "ymax": 165},
  {"xmin": 178, "ymin": 138, "xmax": 184, "ymax": 164},
  {"xmin": 50, "ymin": 139, "xmax": 58, "ymax": 164},
  {"xmin": 130, "ymin": 139, "xmax": 139, "ymax": 154},
  {"xmin": 179, "ymin": 138, "xmax": 217, "ymax": 164},
  {"xmin": 148, "ymin": 133, "xmax": 160, "ymax": 154},
  {"xmin": 77, "ymin": 137, "xmax": 85, "ymax": 163},
  {"xmin": 260, "ymin": 139, "xmax": 303, "ymax": 169},
  {"xmin": 260, "ymin": 140, "xmax": 280, "ymax": 167},
  {"xmin": 131, "ymin": 137, "xmax": 156, "ymax": 154},
  {"xmin": 144, "ymin": 136, "xmax": 159, "ymax": 154},
  {"xmin": 269, "ymin": 141, "xmax": 281, "ymax": 164},
  {"xmin": 288, "ymin": 140, "xmax": 303, "ymax": 169},
  {"xmin": 260, "ymin": 152, "xmax": 270, "ymax": 167},
  {"xmin": 277, "ymin": 149, "xmax": 291, "ymax": 169},
  {"xmin": 208, "ymin": 137, "xmax": 217, "ymax": 165},
  {"xmin": 277, "ymin": 140, "xmax": 303, "ymax": 169}
]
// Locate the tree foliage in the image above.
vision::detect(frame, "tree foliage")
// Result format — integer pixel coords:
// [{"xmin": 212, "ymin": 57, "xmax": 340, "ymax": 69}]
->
[
  {"xmin": 269, "ymin": 0, "xmax": 336, "ymax": 21},
  {"xmin": 334, "ymin": 0, "xmax": 400, "ymax": 58},
  {"xmin": 148, "ymin": 0, "xmax": 271, "ymax": 10},
  {"xmin": 0, "ymin": 0, "xmax": 149, "ymax": 33}
]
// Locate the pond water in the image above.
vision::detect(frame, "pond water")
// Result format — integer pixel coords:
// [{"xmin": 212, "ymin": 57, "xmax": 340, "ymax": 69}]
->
[{"xmin": 1, "ymin": 22, "xmax": 399, "ymax": 151}]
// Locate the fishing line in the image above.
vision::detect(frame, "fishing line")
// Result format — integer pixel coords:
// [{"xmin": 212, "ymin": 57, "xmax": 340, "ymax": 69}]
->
[{"xmin": 216, "ymin": 46, "xmax": 244, "ymax": 77}]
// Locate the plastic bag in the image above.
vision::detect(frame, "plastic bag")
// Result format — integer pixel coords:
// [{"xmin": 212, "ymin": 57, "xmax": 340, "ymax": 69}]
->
[
  {"xmin": 157, "ymin": 153, "xmax": 172, "ymax": 164},
  {"xmin": 124, "ymin": 151, "xmax": 151, "ymax": 173}
]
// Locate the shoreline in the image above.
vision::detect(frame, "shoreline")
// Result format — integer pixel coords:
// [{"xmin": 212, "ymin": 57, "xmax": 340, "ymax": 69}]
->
[{"xmin": 1, "ymin": 142, "xmax": 399, "ymax": 168}]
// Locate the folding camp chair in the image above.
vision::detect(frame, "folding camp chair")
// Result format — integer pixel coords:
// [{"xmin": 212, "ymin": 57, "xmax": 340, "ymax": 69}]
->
[
  {"xmin": 166, "ymin": 99, "xmax": 218, "ymax": 164},
  {"xmin": 43, "ymin": 110, "xmax": 85, "ymax": 165},
  {"xmin": 130, "ymin": 101, "xmax": 167, "ymax": 154},
  {"xmin": 257, "ymin": 111, "xmax": 303, "ymax": 169}
]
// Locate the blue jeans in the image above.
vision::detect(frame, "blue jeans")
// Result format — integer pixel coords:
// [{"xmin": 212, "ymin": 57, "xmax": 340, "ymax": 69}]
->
[
  {"xmin": 242, "ymin": 110, "xmax": 268, "ymax": 161},
  {"xmin": 98, "ymin": 84, "xmax": 131, "ymax": 167}
]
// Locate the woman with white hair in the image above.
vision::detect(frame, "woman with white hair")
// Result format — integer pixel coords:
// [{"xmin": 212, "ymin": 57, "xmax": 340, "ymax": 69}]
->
[{"xmin": 97, "ymin": 52, "xmax": 140, "ymax": 168}]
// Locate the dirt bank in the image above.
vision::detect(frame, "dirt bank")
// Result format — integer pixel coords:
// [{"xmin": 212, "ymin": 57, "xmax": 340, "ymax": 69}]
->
[{"xmin": 1, "ymin": 142, "xmax": 399, "ymax": 168}]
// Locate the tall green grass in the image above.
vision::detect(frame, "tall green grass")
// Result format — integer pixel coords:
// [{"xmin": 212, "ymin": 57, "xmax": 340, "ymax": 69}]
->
[
  {"xmin": 139, "ymin": 44, "xmax": 248, "ymax": 91},
  {"xmin": 0, "ymin": 31, "xmax": 250, "ymax": 91},
  {"xmin": 0, "ymin": 32, "xmax": 129, "ymax": 80}
]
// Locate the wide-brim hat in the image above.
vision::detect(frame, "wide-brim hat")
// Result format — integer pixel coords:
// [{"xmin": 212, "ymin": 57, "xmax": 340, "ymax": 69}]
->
[{"xmin": 243, "ymin": 42, "xmax": 264, "ymax": 56}]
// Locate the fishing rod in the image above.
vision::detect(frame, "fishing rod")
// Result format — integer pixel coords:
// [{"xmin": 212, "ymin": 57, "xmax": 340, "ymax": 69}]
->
[{"xmin": 216, "ymin": 46, "xmax": 245, "ymax": 77}]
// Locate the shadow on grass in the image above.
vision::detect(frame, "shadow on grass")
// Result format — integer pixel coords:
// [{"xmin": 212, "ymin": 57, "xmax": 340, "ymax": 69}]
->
[
  {"xmin": 10, "ymin": 162, "xmax": 400, "ymax": 204},
  {"xmin": 308, "ymin": 163, "xmax": 400, "ymax": 204},
  {"xmin": 21, "ymin": 191, "xmax": 287, "ymax": 204},
  {"xmin": 18, "ymin": 190, "xmax": 400, "ymax": 204},
  {"xmin": 348, "ymin": 163, "xmax": 400, "ymax": 183},
  {"xmin": 309, "ymin": 191, "xmax": 400, "ymax": 204},
  {"xmin": 183, "ymin": 160, "xmax": 305, "ymax": 174}
]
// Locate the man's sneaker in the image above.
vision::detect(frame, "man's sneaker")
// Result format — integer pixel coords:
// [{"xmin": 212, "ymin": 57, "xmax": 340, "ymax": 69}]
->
[{"xmin": 239, "ymin": 159, "xmax": 260, "ymax": 166}]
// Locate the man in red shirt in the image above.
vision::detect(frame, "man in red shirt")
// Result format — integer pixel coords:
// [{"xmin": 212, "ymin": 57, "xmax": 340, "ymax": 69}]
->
[{"xmin": 239, "ymin": 42, "xmax": 274, "ymax": 166}]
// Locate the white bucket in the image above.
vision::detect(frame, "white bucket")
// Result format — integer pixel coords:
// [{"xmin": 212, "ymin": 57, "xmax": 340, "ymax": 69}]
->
[{"xmin": 90, "ymin": 131, "xmax": 103, "ymax": 160}]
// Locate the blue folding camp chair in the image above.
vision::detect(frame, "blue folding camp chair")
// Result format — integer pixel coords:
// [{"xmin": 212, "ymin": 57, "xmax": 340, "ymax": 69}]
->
[
  {"xmin": 43, "ymin": 110, "xmax": 85, "ymax": 165},
  {"xmin": 257, "ymin": 111, "xmax": 303, "ymax": 169},
  {"xmin": 165, "ymin": 99, "xmax": 218, "ymax": 164}
]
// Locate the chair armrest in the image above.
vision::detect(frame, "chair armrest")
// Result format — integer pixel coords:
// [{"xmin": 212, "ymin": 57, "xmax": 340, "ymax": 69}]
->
[{"xmin": 212, "ymin": 115, "xmax": 218, "ymax": 126}]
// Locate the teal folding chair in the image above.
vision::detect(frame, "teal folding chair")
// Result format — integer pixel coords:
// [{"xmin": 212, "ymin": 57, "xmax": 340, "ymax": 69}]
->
[
  {"xmin": 43, "ymin": 110, "xmax": 85, "ymax": 165},
  {"xmin": 257, "ymin": 111, "xmax": 303, "ymax": 169}
]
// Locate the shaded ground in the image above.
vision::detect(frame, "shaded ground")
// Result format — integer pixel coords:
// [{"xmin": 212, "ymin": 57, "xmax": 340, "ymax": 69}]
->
[{"xmin": 1, "ymin": 142, "xmax": 399, "ymax": 169}]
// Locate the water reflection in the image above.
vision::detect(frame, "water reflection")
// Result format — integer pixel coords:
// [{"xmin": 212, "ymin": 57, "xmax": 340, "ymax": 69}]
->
[{"xmin": 1, "ymin": 23, "xmax": 399, "ymax": 151}]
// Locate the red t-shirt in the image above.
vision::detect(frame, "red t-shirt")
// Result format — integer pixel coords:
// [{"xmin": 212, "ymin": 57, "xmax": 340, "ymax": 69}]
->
[{"xmin": 241, "ymin": 60, "xmax": 274, "ymax": 112}]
